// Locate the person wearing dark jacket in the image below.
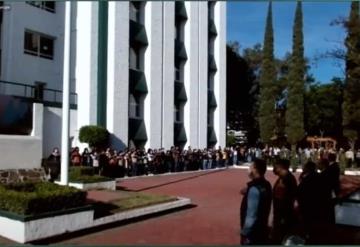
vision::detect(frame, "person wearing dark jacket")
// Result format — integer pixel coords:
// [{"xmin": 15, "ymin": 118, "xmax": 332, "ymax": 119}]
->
[
  {"xmin": 272, "ymin": 158, "xmax": 298, "ymax": 244},
  {"xmin": 240, "ymin": 159, "xmax": 272, "ymax": 245},
  {"xmin": 327, "ymin": 153, "xmax": 341, "ymax": 198},
  {"xmin": 297, "ymin": 161, "xmax": 323, "ymax": 242},
  {"xmin": 318, "ymin": 158, "xmax": 338, "ymax": 225}
]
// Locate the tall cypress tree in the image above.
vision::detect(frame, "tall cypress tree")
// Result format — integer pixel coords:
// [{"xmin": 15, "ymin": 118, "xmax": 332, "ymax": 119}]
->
[
  {"xmin": 285, "ymin": 1, "xmax": 305, "ymax": 152},
  {"xmin": 259, "ymin": 1, "xmax": 277, "ymax": 144},
  {"xmin": 343, "ymin": 1, "xmax": 360, "ymax": 149}
]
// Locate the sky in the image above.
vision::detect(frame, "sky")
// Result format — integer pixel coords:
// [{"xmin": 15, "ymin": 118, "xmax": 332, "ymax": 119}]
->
[{"xmin": 227, "ymin": 1, "xmax": 350, "ymax": 83}]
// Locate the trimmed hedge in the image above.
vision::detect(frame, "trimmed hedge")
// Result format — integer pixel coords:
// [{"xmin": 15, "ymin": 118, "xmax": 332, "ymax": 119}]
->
[
  {"xmin": 69, "ymin": 167, "xmax": 113, "ymax": 184},
  {"xmin": 0, "ymin": 182, "xmax": 87, "ymax": 216},
  {"xmin": 79, "ymin": 125, "xmax": 109, "ymax": 148}
]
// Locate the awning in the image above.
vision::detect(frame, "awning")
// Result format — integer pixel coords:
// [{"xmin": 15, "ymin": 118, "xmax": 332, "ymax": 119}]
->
[
  {"xmin": 130, "ymin": 20, "xmax": 148, "ymax": 46},
  {"xmin": 208, "ymin": 55, "xmax": 217, "ymax": 72},
  {"xmin": 175, "ymin": 81, "xmax": 187, "ymax": 102},
  {"xmin": 175, "ymin": 2, "xmax": 188, "ymax": 21},
  {"xmin": 208, "ymin": 90, "xmax": 217, "ymax": 108},
  {"xmin": 208, "ymin": 126, "xmax": 217, "ymax": 144},
  {"xmin": 129, "ymin": 69, "xmax": 148, "ymax": 94},
  {"xmin": 129, "ymin": 118, "xmax": 148, "ymax": 142},
  {"xmin": 175, "ymin": 39, "xmax": 188, "ymax": 61},
  {"xmin": 209, "ymin": 19, "xmax": 218, "ymax": 37},
  {"xmin": 174, "ymin": 122, "xmax": 187, "ymax": 143}
]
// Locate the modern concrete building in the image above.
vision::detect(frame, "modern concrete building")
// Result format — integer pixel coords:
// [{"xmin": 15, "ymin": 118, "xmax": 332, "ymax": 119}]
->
[
  {"xmin": 0, "ymin": 1, "xmax": 226, "ymax": 168},
  {"xmin": 76, "ymin": 1, "xmax": 226, "ymax": 150}
]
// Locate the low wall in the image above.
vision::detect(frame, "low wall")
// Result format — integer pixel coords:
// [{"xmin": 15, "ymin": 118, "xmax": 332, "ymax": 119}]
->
[
  {"xmin": 0, "ymin": 169, "xmax": 46, "ymax": 184},
  {"xmin": 0, "ymin": 135, "xmax": 42, "ymax": 169}
]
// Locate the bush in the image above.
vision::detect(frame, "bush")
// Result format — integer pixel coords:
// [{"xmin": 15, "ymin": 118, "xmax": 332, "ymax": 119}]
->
[
  {"xmin": 0, "ymin": 182, "xmax": 87, "ymax": 215},
  {"xmin": 79, "ymin": 125, "xmax": 109, "ymax": 148},
  {"xmin": 226, "ymin": 133, "xmax": 237, "ymax": 147},
  {"xmin": 69, "ymin": 167, "xmax": 112, "ymax": 184}
]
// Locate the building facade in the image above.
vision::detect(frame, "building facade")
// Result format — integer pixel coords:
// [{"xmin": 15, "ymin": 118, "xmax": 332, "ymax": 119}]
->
[
  {"xmin": 0, "ymin": 1, "xmax": 226, "ymax": 162},
  {"xmin": 76, "ymin": 1, "xmax": 226, "ymax": 150}
]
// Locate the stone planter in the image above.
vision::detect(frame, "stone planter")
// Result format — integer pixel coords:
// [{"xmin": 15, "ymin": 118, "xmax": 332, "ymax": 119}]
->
[
  {"xmin": 335, "ymin": 190, "xmax": 360, "ymax": 227},
  {"xmin": 55, "ymin": 180, "xmax": 117, "ymax": 190},
  {"xmin": 0, "ymin": 205, "xmax": 94, "ymax": 243},
  {"xmin": 68, "ymin": 180, "xmax": 116, "ymax": 190}
]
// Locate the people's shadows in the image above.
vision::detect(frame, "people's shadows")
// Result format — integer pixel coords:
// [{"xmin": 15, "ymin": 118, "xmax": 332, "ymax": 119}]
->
[{"xmin": 118, "ymin": 168, "xmax": 228, "ymax": 192}]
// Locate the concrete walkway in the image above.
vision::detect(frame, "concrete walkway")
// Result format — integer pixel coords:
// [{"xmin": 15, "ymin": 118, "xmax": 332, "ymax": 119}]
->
[
  {"xmin": 58, "ymin": 169, "xmax": 360, "ymax": 245},
  {"xmin": 0, "ymin": 169, "xmax": 359, "ymax": 245}
]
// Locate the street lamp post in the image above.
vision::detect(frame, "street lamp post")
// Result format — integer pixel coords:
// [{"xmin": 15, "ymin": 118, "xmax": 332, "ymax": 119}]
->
[{"xmin": 60, "ymin": 1, "xmax": 72, "ymax": 185}]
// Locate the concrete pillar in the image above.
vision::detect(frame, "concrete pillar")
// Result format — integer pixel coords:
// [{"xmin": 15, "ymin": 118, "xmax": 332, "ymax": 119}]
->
[
  {"xmin": 162, "ymin": 1, "xmax": 175, "ymax": 150},
  {"xmin": 198, "ymin": 2, "xmax": 208, "ymax": 149},
  {"xmin": 183, "ymin": 1, "xmax": 199, "ymax": 149},
  {"xmin": 213, "ymin": 1, "xmax": 226, "ymax": 148},
  {"xmin": 144, "ymin": 2, "xmax": 163, "ymax": 149},
  {"xmin": 107, "ymin": 1, "xmax": 129, "ymax": 150},
  {"xmin": 75, "ymin": 1, "xmax": 99, "ymax": 149},
  {"xmin": 60, "ymin": 1, "xmax": 72, "ymax": 185}
]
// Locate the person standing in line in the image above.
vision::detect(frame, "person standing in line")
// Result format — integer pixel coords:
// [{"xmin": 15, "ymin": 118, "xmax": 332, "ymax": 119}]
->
[
  {"xmin": 240, "ymin": 159, "xmax": 272, "ymax": 245},
  {"xmin": 271, "ymin": 159, "xmax": 298, "ymax": 244},
  {"xmin": 297, "ymin": 161, "xmax": 323, "ymax": 243},
  {"xmin": 317, "ymin": 158, "xmax": 338, "ymax": 225},
  {"xmin": 355, "ymin": 149, "xmax": 360, "ymax": 168},
  {"xmin": 345, "ymin": 148, "xmax": 354, "ymax": 168}
]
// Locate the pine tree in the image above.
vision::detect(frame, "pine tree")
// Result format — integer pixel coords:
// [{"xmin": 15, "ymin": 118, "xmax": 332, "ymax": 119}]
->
[
  {"xmin": 259, "ymin": 1, "xmax": 277, "ymax": 144},
  {"xmin": 286, "ymin": 1, "xmax": 305, "ymax": 153},
  {"xmin": 343, "ymin": 1, "xmax": 360, "ymax": 149}
]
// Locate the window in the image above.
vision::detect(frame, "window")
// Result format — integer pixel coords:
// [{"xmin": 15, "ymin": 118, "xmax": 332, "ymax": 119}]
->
[
  {"xmin": 208, "ymin": 110, "xmax": 214, "ymax": 126},
  {"xmin": 209, "ymin": 37, "xmax": 215, "ymax": 55},
  {"xmin": 175, "ymin": 21, "xmax": 182, "ymax": 41},
  {"xmin": 129, "ymin": 46, "xmax": 141, "ymax": 70},
  {"xmin": 130, "ymin": 2, "xmax": 141, "ymax": 23},
  {"xmin": 175, "ymin": 60, "xmax": 183, "ymax": 82},
  {"xmin": 129, "ymin": 94, "xmax": 141, "ymax": 118},
  {"xmin": 208, "ymin": 73, "xmax": 214, "ymax": 90},
  {"xmin": 208, "ymin": 1, "xmax": 215, "ymax": 20},
  {"xmin": 174, "ymin": 104, "xmax": 181, "ymax": 122},
  {"xmin": 26, "ymin": 1, "xmax": 55, "ymax": 13},
  {"xmin": 24, "ymin": 30, "xmax": 55, "ymax": 60}
]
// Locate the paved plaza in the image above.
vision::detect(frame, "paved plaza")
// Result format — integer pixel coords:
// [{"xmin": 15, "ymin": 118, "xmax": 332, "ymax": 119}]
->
[{"xmin": 0, "ymin": 168, "xmax": 359, "ymax": 245}]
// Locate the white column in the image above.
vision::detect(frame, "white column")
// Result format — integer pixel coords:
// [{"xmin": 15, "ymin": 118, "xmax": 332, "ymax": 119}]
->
[
  {"xmin": 144, "ymin": 2, "xmax": 163, "ymax": 150},
  {"xmin": 75, "ymin": 2, "xmax": 99, "ymax": 150},
  {"xmin": 198, "ymin": 2, "xmax": 208, "ymax": 149},
  {"xmin": 162, "ymin": 2, "xmax": 175, "ymax": 150},
  {"xmin": 183, "ymin": 1, "xmax": 199, "ymax": 149},
  {"xmin": 60, "ymin": 1, "xmax": 72, "ymax": 185},
  {"xmin": 107, "ymin": 1, "xmax": 130, "ymax": 150},
  {"xmin": 213, "ymin": 2, "xmax": 227, "ymax": 148}
]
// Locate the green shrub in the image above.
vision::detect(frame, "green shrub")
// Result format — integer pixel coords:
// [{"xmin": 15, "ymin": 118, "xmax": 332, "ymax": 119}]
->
[
  {"xmin": 79, "ymin": 125, "xmax": 109, "ymax": 148},
  {"xmin": 226, "ymin": 133, "xmax": 237, "ymax": 147},
  {"xmin": 69, "ymin": 167, "xmax": 112, "ymax": 183},
  {"xmin": 0, "ymin": 182, "xmax": 87, "ymax": 215}
]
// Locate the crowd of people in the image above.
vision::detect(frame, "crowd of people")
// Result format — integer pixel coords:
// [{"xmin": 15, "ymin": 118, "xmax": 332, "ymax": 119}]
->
[
  {"xmin": 240, "ymin": 153, "xmax": 341, "ymax": 245},
  {"xmin": 47, "ymin": 145, "xmax": 360, "ymax": 178},
  {"xmin": 48, "ymin": 146, "xmax": 235, "ymax": 178},
  {"xmin": 47, "ymin": 144, "xmax": 354, "ymax": 244}
]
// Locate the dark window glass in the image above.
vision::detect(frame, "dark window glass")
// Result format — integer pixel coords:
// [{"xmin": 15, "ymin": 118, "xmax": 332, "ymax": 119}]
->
[
  {"xmin": 24, "ymin": 30, "xmax": 54, "ymax": 60},
  {"xmin": 174, "ymin": 104, "xmax": 181, "ymax": 122},
  {"xmin": 27, "ymin": 1, "xmax": 55, "ymax": 13},
  {"xmin": 43, "ymin": 1, "xmax": 55, "ymax": 13},
  {"xmin": 130, "ymin": 2, "xmax": 141, "ymax": 22},
  {"xmin": 24, "ymin": 31, "xmax": 38, "ymax": 54},
  {"xmin": 40, "ymin": 36, "xmax": 54, "ymax": 59},
  {"xmin": 129, "ymin": 46, "xmax": 141, "ymax": 70}
]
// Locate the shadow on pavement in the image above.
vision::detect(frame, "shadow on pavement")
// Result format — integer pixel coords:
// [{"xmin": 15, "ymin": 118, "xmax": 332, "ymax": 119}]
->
[
  {"xmin": 118, "ymin": 168, "xmax": 229, "ymax": 192},
  {"xmin": 31, "ymin": 204, "xmax": 197, "ymax": 245}
]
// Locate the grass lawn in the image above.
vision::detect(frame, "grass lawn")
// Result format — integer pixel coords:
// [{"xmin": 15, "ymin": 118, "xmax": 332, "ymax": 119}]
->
[
  {"xmin": 110, "ymin": 193, "xmax": 177, "ymax": 212},
  {"xmin": 91, "ymin": 191, "xmax": 178, "ymax": 218}
]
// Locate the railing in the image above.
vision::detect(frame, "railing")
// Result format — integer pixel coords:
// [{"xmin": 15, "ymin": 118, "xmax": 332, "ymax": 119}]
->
[{"xmin": 0, "ymin": 80, "xmax": 77, "ymax": 107}]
